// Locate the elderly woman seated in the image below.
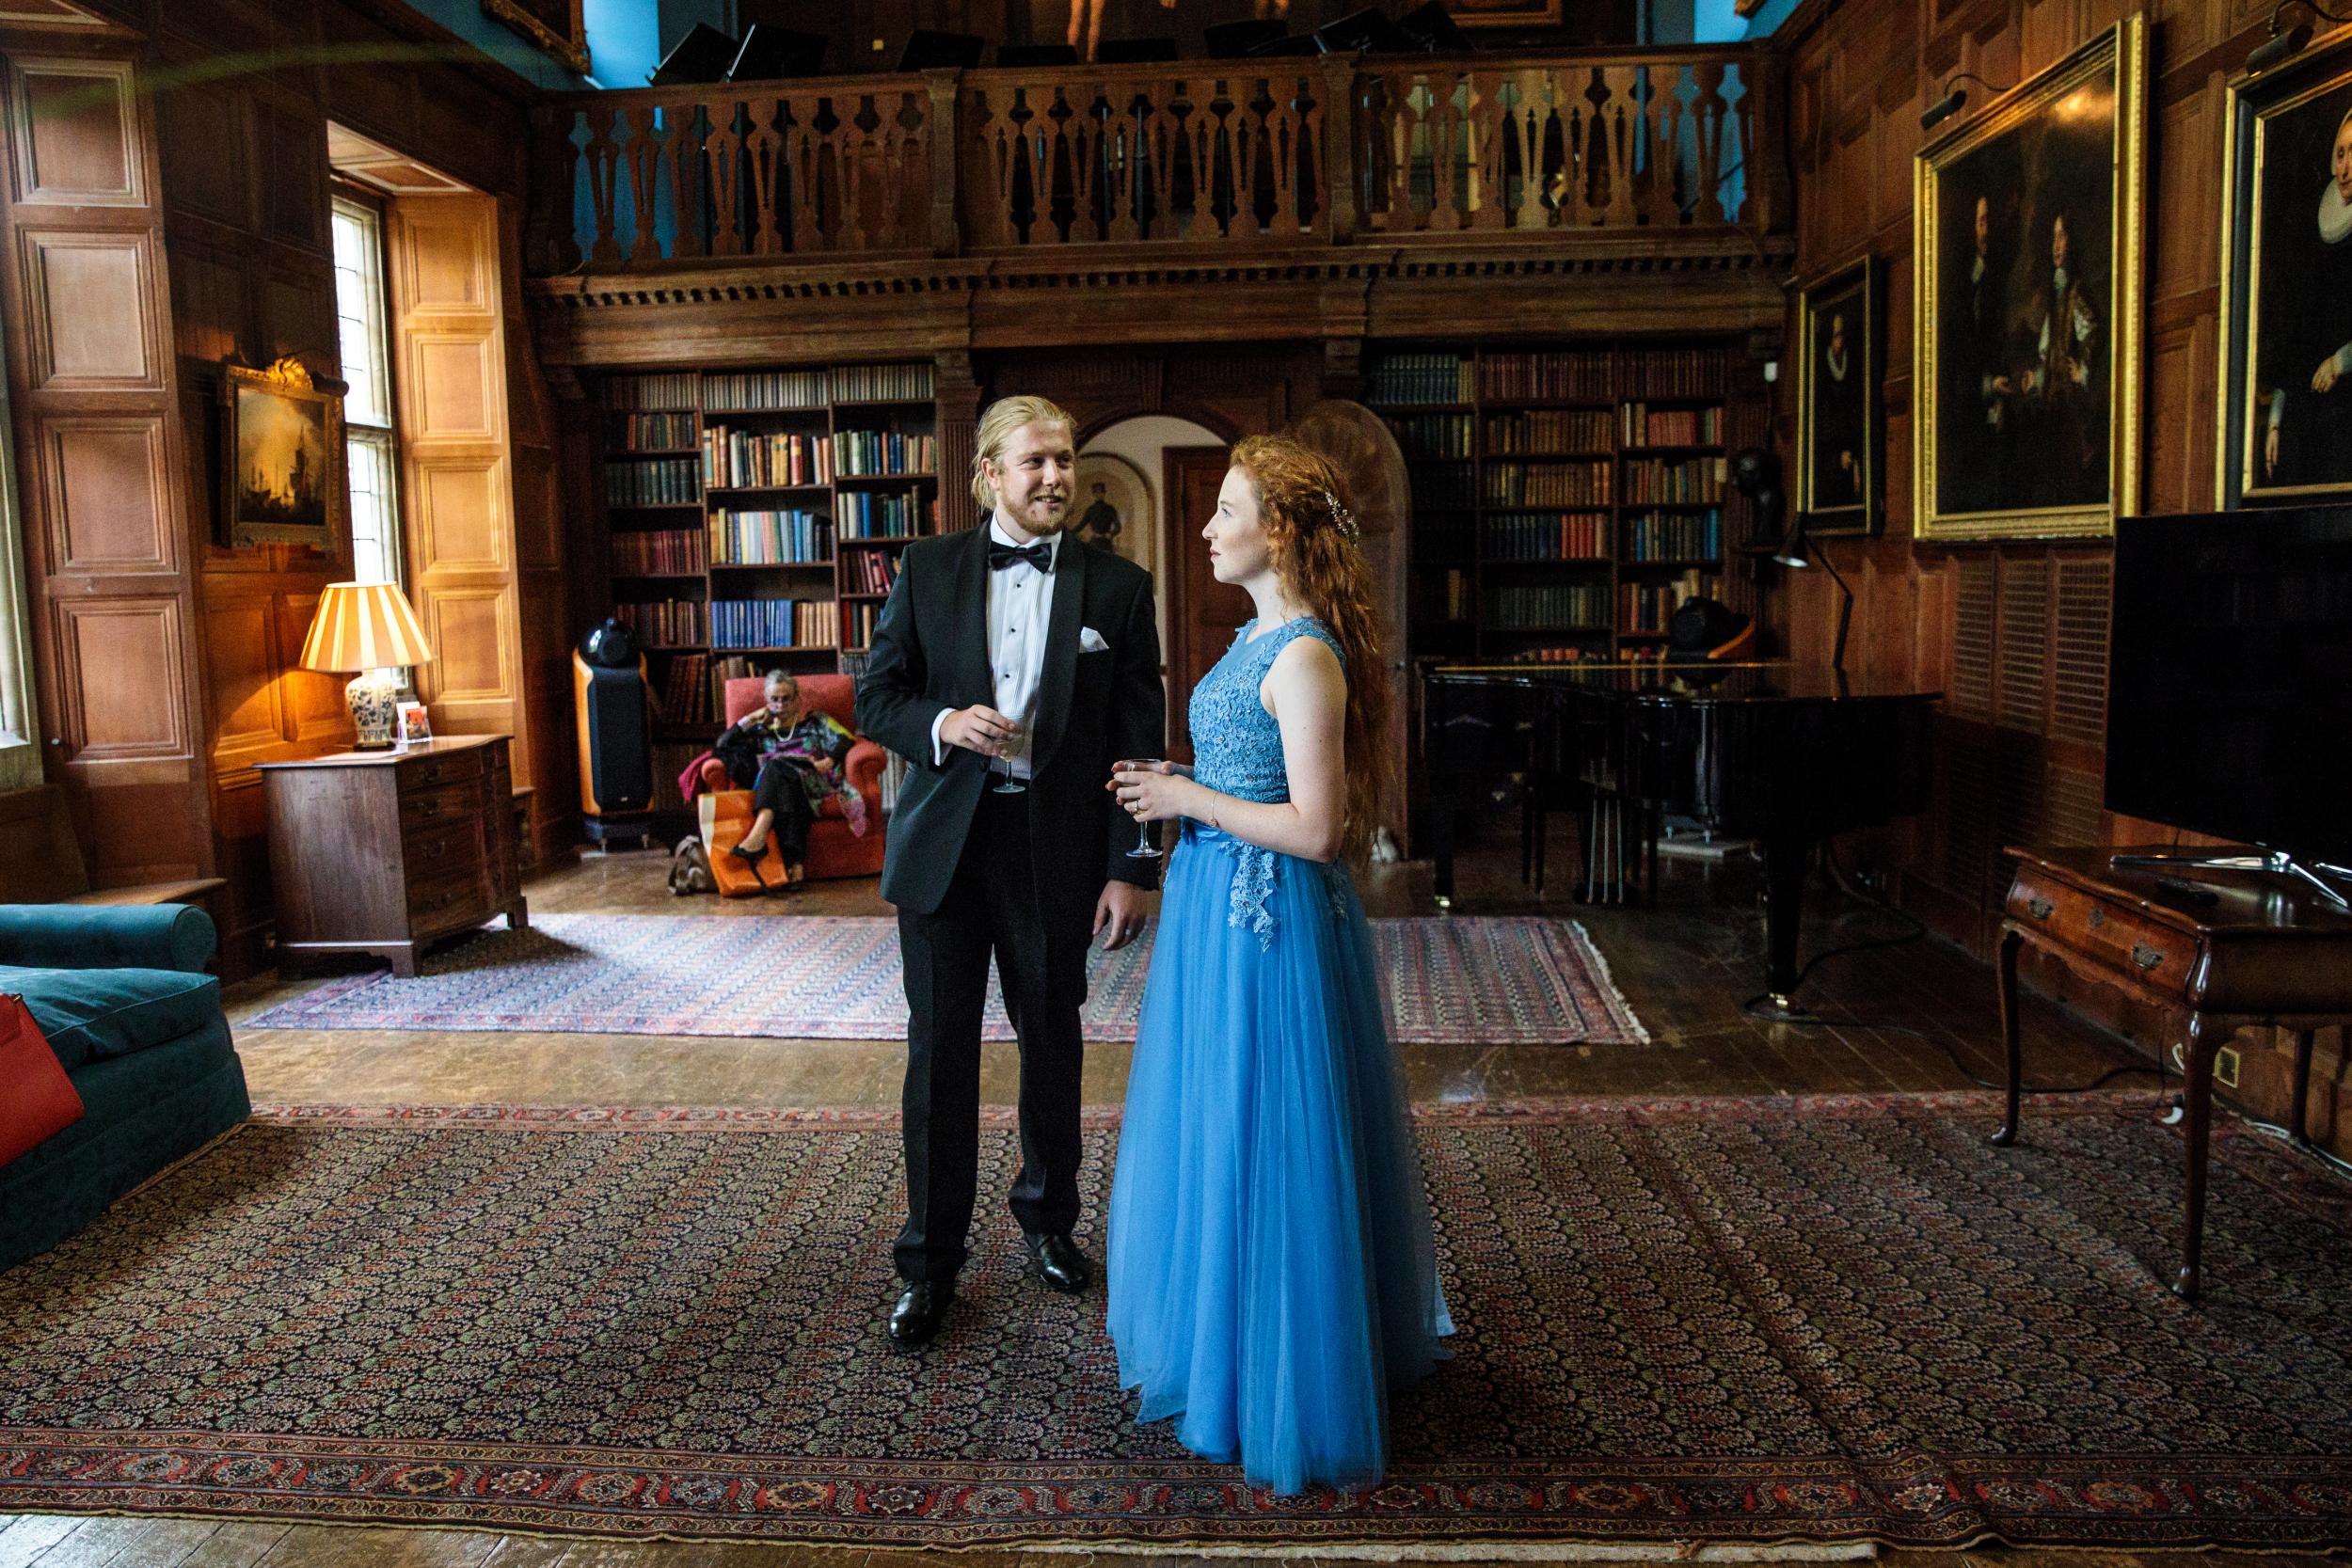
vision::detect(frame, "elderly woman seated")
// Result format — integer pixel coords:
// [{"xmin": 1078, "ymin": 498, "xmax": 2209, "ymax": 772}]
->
[{"xmin": 713, "ymin": 670, "xmax": 868, "ymax": 890}]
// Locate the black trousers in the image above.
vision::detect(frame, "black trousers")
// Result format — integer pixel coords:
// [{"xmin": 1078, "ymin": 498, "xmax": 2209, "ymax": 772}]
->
[
  {"xmin": 750, "ymin": 759, "xmax": 819, "ymax": 861},
  {"xmin": 894, "ymin": 785, "xmax": 1091, "ymax": 1284}
]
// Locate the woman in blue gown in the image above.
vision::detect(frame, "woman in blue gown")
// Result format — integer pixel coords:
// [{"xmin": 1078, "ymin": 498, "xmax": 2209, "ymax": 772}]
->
[{"xmin": 1105, "ymin": 436, "xmax": 1453, "ymax": 1495}]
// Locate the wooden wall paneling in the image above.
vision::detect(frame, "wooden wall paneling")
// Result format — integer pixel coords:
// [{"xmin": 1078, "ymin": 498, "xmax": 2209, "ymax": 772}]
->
[
  {"xmin": 389, "ymin": 190, "xmax": 532, "ymax": 792},
  {"xmin": 0, "ymin": 41, "xmax": 213, "ymax": 889}
]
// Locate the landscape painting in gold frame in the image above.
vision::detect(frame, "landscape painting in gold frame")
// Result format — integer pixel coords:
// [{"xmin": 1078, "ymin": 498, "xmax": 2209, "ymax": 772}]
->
[
  {"xmin": 1913, "ymin": 15, "xmax": 2146, "ymax": 541},
  {"xmin": 2217, "ymin": 23, "xmax": 2352, "ymax": 507}
]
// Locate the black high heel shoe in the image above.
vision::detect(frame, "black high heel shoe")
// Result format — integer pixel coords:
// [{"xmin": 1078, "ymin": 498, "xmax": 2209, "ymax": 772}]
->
[{"xmin": 728, "ymin": 840, "xmax": 772, "ymax": 892}]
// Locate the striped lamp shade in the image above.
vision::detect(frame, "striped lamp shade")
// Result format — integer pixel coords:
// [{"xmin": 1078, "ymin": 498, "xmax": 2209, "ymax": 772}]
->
[{"xmin": 298, "ymin": 581, "xmax": 435, "ymax": 673}]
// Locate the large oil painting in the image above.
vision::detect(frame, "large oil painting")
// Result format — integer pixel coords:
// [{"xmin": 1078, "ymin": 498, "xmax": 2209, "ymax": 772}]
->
[
  {"xmin": 1914, "ymin": 17, "xmax": 2146, "ymax": 540},
  {"xmin": 2219, "ymin": 24, "xmax": 2352, "ymax": 505}
]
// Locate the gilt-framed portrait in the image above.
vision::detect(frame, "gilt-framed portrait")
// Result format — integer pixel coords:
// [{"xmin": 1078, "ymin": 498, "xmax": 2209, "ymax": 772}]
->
[
  {"xmin": 2218, "ymin": 23, "xmax": 2352, "ymax": 506},
  {"xmin": 1073, "ymin": 451, "xmax": 1155, "ymax": 580},
  {"xmin": 1795, "ymin": 253, "xmax": 1883, "ymax": 535},
  {"xmin": 1914, "ymin": 15, "xmax": 2146, "ymax": 541},
  {"xmin": 221, "ymin": 356, "xmax": 348, "ymax": 551}
]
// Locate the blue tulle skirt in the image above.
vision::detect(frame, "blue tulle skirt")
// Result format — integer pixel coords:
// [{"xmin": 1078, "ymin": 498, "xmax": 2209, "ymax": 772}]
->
[{"xmin": 1106, "ymin": 821, "xmax": 1453, "ymax": 1495}]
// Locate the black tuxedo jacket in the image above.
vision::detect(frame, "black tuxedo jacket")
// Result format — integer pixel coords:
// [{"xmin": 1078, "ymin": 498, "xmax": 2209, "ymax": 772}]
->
[{"xmin": 856, "ymin": 528, "xmax": 1165, "ymax": 917}]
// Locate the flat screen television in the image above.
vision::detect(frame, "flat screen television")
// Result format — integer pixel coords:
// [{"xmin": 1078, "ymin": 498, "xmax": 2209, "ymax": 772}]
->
[{"xmin": 2106, "ymin": 506, "xmax": 2352, "ymax": 879}]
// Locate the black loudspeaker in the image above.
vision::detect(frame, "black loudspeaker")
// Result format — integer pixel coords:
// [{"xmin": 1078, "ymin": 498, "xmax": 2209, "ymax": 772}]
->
[
  {"xmin": 573, "ymin": 625, "xmax": 655, "ymax": 847},
  {"xmin": 1206, "ymin": 19, "xmax": 1290, "ymax": 56},
  {"xmin": 648, "ymin": 23, "xmax": 740, "ymax": 87},
  {"xmin": 1097, "ymin": 38, "xmax": 1180, "ymax": 63},
  {"xmin": 729, "ymin": 24, "xmax": 827, "ymax": 81},
  {"xmin": 1312, "ymin": 8, "xmax": 1418, "ymax": 53},
  {"xmin": 1398, "ymin": 3, "xmax": 1474, "ymax": 52},
  {"xmin": 997, "ymin": 42, "xmax": 1078, "ymax": 67},
  {"xmin": 897, "ymin": 30, "xmax": 986, "ymax": 71}
]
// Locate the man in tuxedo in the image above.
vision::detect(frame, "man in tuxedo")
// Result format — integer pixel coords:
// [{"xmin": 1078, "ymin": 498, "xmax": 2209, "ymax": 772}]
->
[{"xmin": 855, "ymin": 394, "xmax": 1165, "ymax": 1349}]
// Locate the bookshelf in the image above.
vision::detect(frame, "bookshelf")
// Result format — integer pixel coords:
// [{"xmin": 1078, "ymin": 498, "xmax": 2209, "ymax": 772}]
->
[
  {"xmin": 596, "ymin": 361, "xmax": 942, "ymax": 772},
  {"xmin": 1367, "ymin": 343, "xmax": 1744, "ymax": 665}
]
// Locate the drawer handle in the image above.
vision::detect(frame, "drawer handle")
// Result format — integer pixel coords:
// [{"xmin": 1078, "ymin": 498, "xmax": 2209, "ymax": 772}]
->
[
  {"xmin": 2026, "ymin": 896, "xmax": 2054, "ymax": 920},
  {"xmin": 419, "ymin": 800, "xmax": 441, "ymax": 817},
  {"xmin": 2087, "ymin": 907, "xmax": 2105, "ymax": 929},
  {"xmin": 2131, "ymin": 943, "xmax": 2165, "ymax": 973}
]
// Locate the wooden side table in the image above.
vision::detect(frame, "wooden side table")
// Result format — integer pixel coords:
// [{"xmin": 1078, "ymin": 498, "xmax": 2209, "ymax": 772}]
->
[
  {"xmin": 259, "ymin": 735, "xmax": 527, "ymax": 977},
  {"xmin": 1995, "ymin": 845, "xmax": 2352, "ymax": 1299}
]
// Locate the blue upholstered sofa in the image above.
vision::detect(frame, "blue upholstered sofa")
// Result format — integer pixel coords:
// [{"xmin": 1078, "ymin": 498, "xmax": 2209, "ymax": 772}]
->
[{"xmin": 0, "ymin": 903, "xmax": 251, "ymax": 1273}]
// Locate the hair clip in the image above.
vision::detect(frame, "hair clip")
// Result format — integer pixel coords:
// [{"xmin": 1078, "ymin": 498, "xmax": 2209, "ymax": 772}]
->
[{"xmin": 1318, "ymin": 486, "xmax": 1359, "ymax": 542}]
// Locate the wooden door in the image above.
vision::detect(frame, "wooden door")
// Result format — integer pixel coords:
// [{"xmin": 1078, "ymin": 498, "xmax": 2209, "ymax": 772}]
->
[
  {"xmin": 1285, "ymin": 401, "xmax": 1411, "ymax": 854},
  {"xmin": 1161, "ymin": 444, "xmax": 1248, "ymax": 763}
]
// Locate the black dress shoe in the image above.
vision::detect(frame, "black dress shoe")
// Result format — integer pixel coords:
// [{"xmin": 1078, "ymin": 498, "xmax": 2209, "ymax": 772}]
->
[
  {"xmin": 887, "ymin": 1279, "xmax": 954, "ymax": 1348},
  {"xmin": 1025, "ymin": 1231, "xmax": 1093, "ymax": 1294}
]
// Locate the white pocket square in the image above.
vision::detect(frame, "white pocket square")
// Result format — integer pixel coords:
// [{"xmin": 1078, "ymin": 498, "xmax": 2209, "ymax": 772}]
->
[{"xmin": 1078, "ymin": 626, "xmax": 1110, "ymax": 654}]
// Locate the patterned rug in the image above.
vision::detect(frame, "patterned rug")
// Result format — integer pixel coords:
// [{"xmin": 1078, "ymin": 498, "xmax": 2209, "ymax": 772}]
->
[
  {"xmin": 4, "ymin": 1095, "xmax": 2349, "ymax": 1549},
  {"xmin": 245, "ymin": 913, "xmax": 1648, "ymax": 1047}
]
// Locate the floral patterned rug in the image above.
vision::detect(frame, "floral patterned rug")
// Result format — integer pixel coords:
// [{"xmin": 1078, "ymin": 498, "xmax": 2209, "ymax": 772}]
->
[
  {"xmin": 3, "ymin": 1094, "xmax": 2348, "ymax": 1549},
  {"xmin": 244, "ymin": 913, "xmax": 1649, "ymax": 1047}
]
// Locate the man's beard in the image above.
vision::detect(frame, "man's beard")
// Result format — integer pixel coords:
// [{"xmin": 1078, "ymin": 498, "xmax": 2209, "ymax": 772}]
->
[{"xmin": 1003, "ymin": 490, "xmax": 1071, "ymax": 535}]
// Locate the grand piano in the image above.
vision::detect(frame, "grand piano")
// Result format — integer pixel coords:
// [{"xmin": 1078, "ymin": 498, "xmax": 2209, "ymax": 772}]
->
[{"xmin": 1421, "ymin": 661, "xmax": 1940, "ymax": 1006}]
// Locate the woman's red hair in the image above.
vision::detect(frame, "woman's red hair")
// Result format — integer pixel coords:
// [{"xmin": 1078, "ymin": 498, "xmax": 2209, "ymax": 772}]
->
[{"xmin": 1229, "ymin": 435, "xmax": 1390, "ymax": 864}]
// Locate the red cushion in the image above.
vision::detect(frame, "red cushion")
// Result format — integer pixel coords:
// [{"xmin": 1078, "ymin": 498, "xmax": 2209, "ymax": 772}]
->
[{"xmin": 0, "ymin": 993, "xmax": 85, "ymax": 1166}]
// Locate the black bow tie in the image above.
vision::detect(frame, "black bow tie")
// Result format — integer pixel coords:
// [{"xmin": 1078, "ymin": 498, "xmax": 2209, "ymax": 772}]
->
[{"xmin": 987, "ymin": 539, "xmax": 1054, "ymax": 573}]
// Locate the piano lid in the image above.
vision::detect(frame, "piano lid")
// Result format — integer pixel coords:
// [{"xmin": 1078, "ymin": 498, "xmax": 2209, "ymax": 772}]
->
[{"xmin": 1422, "ymin": 660, "xmax": 1942, "ymax": 705}]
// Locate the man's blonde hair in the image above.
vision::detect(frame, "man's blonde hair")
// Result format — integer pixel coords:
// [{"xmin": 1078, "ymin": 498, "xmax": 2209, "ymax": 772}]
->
[{"xmin": 970, "ymin": 395, "xmax": 1077, "ymax": 514}]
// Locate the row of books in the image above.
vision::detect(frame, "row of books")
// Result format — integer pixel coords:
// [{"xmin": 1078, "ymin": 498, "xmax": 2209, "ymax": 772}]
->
[
  {"xmin": 1635, "ymin": 348, "xmax": 1727, "ymax": 400},
  {"xmin": 1492, "ymin": 583, "xmax": 1612, "ymax": 630},
  {"xmin": 1485, "ymin": 513, "xmax": 1610, "ymax": 562},
  {"xmin": 1510, "ymin": 643, "xmax": 1666, "ymax": 664},
  {"xmin": 1483, "ymin": 462, "xmax": 1612, "ymax": 507},
  {"xmin": 1622, "ymin": 572, "xmax": 1719, "ymax": 633},
  {"xmin": 656, "ymin": 654, "xmax": 716, "ymax": 725},
  {"xmin": 1623, "ymin": 404, "xmax": 1724, "ymax": 446},
  {"xmin": 1477, "ymin": 350, "xmax": 1613, "ymax": 402},
  {"xmin": 1416, "ymin": 514, "xmax": 1476, "ymax": 560},
  {"xmin": 712, "ymin": 597, "xmax": 838, "ymax": 650},
  {"xmin": 601, "ymin": 372, "xmax": 697, "ymax": 410},
  {"xmin": 612, "ymin": 528, "xmax": 706, "ymax": 576},
  {"xmin": 705, "ymin": 427, "xmax": 830, "ymax": 489},
  {"xmin": 833, "ymin": 431, "xmax": 935, "ymax": 477},
  {"xmin": 1410, "ymin": 467, "xmax": 1476, "ymax": 509},
  {"xmin": 615, "ymin": 598, "xmax": 705, "ymax": 647},
  {"xmin": 1367, "ymin": 353, "xmax": 1472, "ymax": 405},
  {"xmin": 1622, "ymin": 510, "xmax": 1724, "ymax": 561},
  {"xmin": 844, "ymin": 550, "xmax": 901, "ymax": 594},
  {"xmin": 1386, "ymin": 413, "xmax": 1473, "ymax": 459},
  {"xmin": 606, "ymin": 458, "xmax": 700, "ymax": 507},
  {"xmin": 611, "ymin": 412, "xmax": 696, "ymax": 451},
  {"xmin": 832, "ymin": 363, "xmax": 934, "ymax": 402},
  {"xmin": 1423, "ymin": 567, "xmax": 1471, "ymax": 621},
  {"xmin": 712, "ymin": 509, "xmax": 832, "ymax": 565},
  {"xmin": 1487, "ymin": 410, "xmax": 1613, "ymax": 454},
  {"xmin": 704, "ymin": 369, "xmax": 829, "ymax": 411},
  {"xmin": 838, "ymin": 489, "xmax": 926, "ymax": 537},
  {"xmin": 843, "ymin": 600, "xmax": 882, "ymax": 651},
  {"xmin": 1624, "ymin": 456, "xmax": 1725, "ymax": 504}
]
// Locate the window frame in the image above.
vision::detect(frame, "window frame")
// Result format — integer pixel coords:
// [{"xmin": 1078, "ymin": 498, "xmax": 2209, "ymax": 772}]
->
[{"xmin": 331, "ymin": 185, "xmax": 403, "ymax": 592}]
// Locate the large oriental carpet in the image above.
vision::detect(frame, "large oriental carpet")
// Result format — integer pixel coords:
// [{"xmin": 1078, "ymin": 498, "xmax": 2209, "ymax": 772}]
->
[
  {"xmin": 4, "ymin": 1095, "xmax": 2350, "ymax": 1551},
  {"xmin": 244, "ymin": 912, "xmax": 1648, "ymax": 1047}
]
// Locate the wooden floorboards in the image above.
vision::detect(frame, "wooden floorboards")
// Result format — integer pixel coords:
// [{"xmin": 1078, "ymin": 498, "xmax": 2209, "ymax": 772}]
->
[{"xmin": 5, "ymin": 831, "xmax": 2328, "ymax": 1565}]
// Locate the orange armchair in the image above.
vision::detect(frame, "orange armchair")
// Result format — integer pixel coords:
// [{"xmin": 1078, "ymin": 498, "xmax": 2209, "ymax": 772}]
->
[{"xmin": 698, "ymin": 673, "xmax": 887, "ymax": 881}]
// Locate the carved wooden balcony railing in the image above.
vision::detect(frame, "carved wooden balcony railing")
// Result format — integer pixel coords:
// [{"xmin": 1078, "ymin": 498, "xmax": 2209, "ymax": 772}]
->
[{"xmin": 528, "ymin": 47, "xmax": 1780, "ymax": 275}]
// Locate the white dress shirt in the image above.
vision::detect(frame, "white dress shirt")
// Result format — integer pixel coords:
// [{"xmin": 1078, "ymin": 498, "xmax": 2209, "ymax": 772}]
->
[{"xmin": 930, "ymin": 518, "xmax": 1059, "ymax": 778}]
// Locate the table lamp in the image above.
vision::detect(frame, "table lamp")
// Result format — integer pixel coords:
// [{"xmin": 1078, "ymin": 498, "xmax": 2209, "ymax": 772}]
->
[{"xmin": 298, "ymin": 580, "xmax": 434, "ymax": 750}]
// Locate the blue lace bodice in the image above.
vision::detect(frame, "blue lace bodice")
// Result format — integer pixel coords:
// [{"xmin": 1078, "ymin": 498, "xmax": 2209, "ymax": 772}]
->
[{"xmin": 1183, "ymin": 617, "xmax": 1356, "ymax": 947}]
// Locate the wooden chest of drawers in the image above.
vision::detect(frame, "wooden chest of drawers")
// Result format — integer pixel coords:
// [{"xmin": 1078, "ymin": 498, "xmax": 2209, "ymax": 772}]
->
[{"xmin": 259, "ymin": 735, "xmax": 528, "ymax": 977}]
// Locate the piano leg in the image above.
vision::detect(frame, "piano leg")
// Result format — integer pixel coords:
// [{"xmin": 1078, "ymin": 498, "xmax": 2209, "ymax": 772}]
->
[
  {"xmin": 1761, "ymin": 834, "xmax": 1814, "ymax": 1007},
  {"xmin": 1433, "ymin": 790, "xmax": 1457, "ymax": 911}
]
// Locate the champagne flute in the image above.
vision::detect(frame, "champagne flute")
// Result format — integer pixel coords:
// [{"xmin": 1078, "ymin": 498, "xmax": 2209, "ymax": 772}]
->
[
  {"xmin": 1123, "ymin": 758, "xmax": 1167, "ymax": 860},
  {"xmin": 992, "ymin": 721, "xmax": 1027, "ymax": 795}
]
